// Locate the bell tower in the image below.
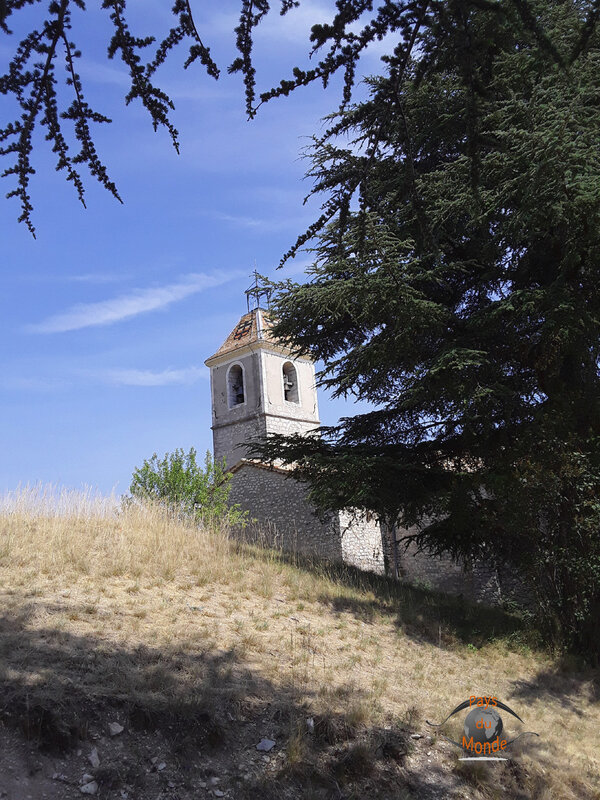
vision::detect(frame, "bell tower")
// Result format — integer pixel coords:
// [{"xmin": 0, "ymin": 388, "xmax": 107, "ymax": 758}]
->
[{"xmin": 204, "ymin": 275, "xmax": 320, "ymax": 469}]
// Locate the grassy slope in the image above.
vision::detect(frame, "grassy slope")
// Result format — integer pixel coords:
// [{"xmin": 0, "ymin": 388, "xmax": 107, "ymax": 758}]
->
[{"xmin": 0, "ymin": 489, "xmax": 598, "ymax": 800}]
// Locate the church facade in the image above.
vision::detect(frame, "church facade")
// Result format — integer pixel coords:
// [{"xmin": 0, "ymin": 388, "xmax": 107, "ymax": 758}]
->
[{"xmin": 205, "ymin": 299, "xmax": 504, "ymax": 605}]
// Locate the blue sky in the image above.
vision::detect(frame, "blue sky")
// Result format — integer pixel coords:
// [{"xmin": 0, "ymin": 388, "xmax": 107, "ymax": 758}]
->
[{"xmin": 1, "ymin": 1, "xmax": 386, "ymax": 496}]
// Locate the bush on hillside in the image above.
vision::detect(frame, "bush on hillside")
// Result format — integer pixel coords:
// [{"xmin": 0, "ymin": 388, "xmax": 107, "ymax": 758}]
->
[{"xmin": 128, "ymin": 447, "xmax": 246, "ymax": 527}]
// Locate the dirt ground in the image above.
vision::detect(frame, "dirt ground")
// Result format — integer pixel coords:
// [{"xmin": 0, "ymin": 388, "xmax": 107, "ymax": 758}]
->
[
  {"xmin": 0, "ymin": 701, "xmax": 491, "ymax": 800},
  {"xmin": 0, "ymin": 502, "xmax": 598, "ymax": 800}
]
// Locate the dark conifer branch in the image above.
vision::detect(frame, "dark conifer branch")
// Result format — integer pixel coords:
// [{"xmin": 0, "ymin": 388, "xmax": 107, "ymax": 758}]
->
[
  {"xmin": 229, "ymin": 0, "xmax": 271, "ymax": 118},
  {"xmin": 2, "ymin": 0, "xmax": 600, "ymax": 236},
  {"xmin": 570, "ymin": 0, "xmax": 600, "ymax": 61},
  {"xmin": 62, "ymin": 30, "xmax": 121, "ymax": 205},
  {"xmin": 1, "ymin": 0, "xmax": 69, "ymax": 235},
  {"xmin": 103, "ymin": 0, "xmax": 180, "ymax": 152},
  {"xmin": 147, "ymin": 0, "xmax": 219, "ymax": 79}
]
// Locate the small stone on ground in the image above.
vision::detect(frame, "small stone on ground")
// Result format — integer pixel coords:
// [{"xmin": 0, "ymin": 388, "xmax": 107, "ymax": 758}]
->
[
  {"xmin": 256, "ymin": 738, "xmax": 276, "ymax": 752},
  {"xmin": 109, "ymin": 722, "xmax": 124, "ymax": 736}
]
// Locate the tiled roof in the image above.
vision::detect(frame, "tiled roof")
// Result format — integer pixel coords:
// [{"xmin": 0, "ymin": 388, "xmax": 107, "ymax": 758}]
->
[
  {"xmin": 228, "ymin": 458, "xmax": 294, "ymax": 475},
  {"xmin": 205, "ymin": 308, "xmax": 278, "ymax": 364}
]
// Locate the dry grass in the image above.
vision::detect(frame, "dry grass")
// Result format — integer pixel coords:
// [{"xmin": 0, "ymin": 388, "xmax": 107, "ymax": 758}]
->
[{"xmin": 0, "ymin": 485, "xmax": 599, "ymax": 799}]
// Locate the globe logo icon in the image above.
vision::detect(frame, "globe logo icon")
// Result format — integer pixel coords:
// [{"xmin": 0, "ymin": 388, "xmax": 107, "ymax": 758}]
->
[
  {"xmin": 463, "ymin": 707, "xmax": 503, "ymax": 747},
  {"xmin": 426, "ymin": 695, "xmax": 539, "ymax": 760}
]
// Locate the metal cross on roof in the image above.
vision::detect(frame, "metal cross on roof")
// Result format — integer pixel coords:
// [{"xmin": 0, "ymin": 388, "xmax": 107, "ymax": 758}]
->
[{"xmin": 245, "ymin": 269, "xmax": 272, "ymax": 311}]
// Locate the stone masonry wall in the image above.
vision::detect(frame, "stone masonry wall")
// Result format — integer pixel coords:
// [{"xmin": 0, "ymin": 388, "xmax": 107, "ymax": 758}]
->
[
  {"xmin": 395, "ymin": 525, "xmax": 502, "ymax": 605},
  {"xmin": 213, "ymin": 414, "xmax": 263, "ymax": 471},
  {"xmin": 337, "ymin": 510, "xmax": 386, "ymax": 575},
  {"xmin": 227, "ymin": 465, "xmax": 526, "ymax": 607},
  {"xmin": 228, "ymin": 464, "xmax": 343, "ymax": 562},
  {"xmin": 229, "ymin": 465, "xmax": 388, "ymax": 575},
  {"xmin": 264, "ymin": 415, "xmax": 319, "ymax": 438}
]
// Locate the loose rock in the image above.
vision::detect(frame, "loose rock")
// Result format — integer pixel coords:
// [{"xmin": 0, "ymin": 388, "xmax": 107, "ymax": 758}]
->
[
  {"xmin": 109, "ymin": 722, "xmax": 124, "ymax": 736},
  {"xmin": 80, "ymin": 782, "xmax": 98, "ymax": 796},
  {"xmin": 256, "ymin": 738, "xmax": 276, "ymax": 752},
  {"xmin": 88, "ymin": 747, "xmax": 100, "ymax": 769}
]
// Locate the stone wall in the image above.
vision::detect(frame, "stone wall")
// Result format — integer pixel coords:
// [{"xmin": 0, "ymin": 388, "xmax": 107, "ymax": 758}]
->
[
  {"xmin": 496, "ymin": 564, "xmax": 535, "ymax": 610},
  {"xmin": 228, "ymin": 462, "xmax": 343, "ymax": 562},
  {"xmin": 213, "ymin": 407, "xmax": 318, "ymax": 471},
  {"xmin": 394, "ymin": 525, "xmax": 502, "ymax": 605},
  {"xmin": 228, "ymin": 464, "xmax": 387, "ymax": 575},
  {"xmin": 337, "ymin": 509, "xmax": 386, "ymax": 575},
  {"xmin": 213, "ymin": 414, "xmax": 264, "ymax": 471},
  {"xmin": 227, "ymin": 463, "xmax": 528, "ymax": 609},
  {"xmin": 263, "ymin": 414, "xmax": 319, "ymax": 438}
]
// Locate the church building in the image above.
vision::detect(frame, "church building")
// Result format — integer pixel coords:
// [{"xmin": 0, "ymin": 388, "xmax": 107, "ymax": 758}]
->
[
  {"xmin": 205, "ymin": 281, "xmax": 505, "ymax": 605},
  {"xmin": 204, "ymin": 283, "xmax": 387, "ymax": 574}
]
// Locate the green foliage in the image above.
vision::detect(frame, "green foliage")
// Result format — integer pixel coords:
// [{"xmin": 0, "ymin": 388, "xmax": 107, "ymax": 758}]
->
[
  {"xmin": 128, "ymin": 447, "xmax": 246, "ymax": 527},
  {"xmin": 491, "ymin": 436, "xmax": 600, "ymax": 656},
  {"xmin": 2, "ymin": 1, "xmax": 599, "ymax": 233},
  {"xmin": 252, "ymin": 1, "xmax": 600, "ymax": 661}
]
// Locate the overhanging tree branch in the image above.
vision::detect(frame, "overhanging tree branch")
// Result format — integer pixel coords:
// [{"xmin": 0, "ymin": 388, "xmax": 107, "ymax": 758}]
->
[{"xmin": 1, "ymin": 0, "xmax": 598, "ymax": 234}]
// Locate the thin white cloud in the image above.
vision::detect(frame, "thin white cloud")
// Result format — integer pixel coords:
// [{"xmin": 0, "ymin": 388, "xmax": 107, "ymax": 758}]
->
[
  {"xmin": 197, "ymin": 9, "xmax": 240, "ymax": 38},
  {"xmin": 26, "ymin": 272, "xmax": 235, "ymax": 334},
  {"xmin": 91, "ymin": 366, "xmax": 209, "ymax": 387},
  {"xmin": 212, "ymin": 212, "xmax": 286, "ymax": 231},
  {"xmin": 161, "ymin": 82, "xmax": 237, "ymax": 102},
  {"xmin": 17, "ymin": 271, "xmax": 130, "ymax": 285},
  {"xmin": 77, "ymin": 59, "xmax": 131, "ymax": 88},
  {"xmin": 213, "ymin": 212, "xmax": 267, "ymax": 228},
  {"xmin": 0, "ymin": 376, "xmax": 69, "ymax": 392},
  {"xmin": 277, "ymin": 257, "xmax": 316, "ymax": 277},
  {"xmin": 253, "ymin": 0, "xmax": 331, "ymax": 45},
  {"xmin": 67, "ymin": 273, "xmax": 130, "ymax": 284},
  {"xmin": 211, "ymin": 211, "xmax": 314, "ymax": 232}
]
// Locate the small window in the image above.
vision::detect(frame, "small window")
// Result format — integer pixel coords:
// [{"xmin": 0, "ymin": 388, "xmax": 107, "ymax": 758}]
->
[
  {"xmin": 282, "ymin": 361, "xmax": 299, "ymax": 403},
  {"xmin": 228, "ymin": 364, "xmax": 245, "ymax": 407}
]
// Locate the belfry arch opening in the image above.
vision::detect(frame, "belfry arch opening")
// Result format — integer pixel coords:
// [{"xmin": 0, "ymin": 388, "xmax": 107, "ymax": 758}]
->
[
  {"xmin": 228, "ymin": 364, "xmax": 245, "ymax": 407},
  {"xmin": 282, "ymin": 361, "xmax": 299, "ymax": 403}
]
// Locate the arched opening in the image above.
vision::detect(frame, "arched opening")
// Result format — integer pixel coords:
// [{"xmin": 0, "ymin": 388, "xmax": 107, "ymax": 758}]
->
[
  {"xmin": 282, "ymin": 361, "xmax": 299, "ymax": 403},
  {"xmin": 228, "ymin": 364, "xmax": 245, "ymax": 407}
]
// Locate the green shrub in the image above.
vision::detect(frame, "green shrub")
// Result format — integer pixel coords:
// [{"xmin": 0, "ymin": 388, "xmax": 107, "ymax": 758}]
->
[{"xmin": 128, "ymin": 447, "xmax": 247, "ymax": 527}]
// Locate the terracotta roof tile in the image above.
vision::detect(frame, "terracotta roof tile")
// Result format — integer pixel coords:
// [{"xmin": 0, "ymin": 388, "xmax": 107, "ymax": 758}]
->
[
  {"xmin": 205, "ymin": 308, "xmax": 277, "ymax": 364},
  {"xmin": 228, "ymin": 458, "xmax": 294, "ymax": 475}
]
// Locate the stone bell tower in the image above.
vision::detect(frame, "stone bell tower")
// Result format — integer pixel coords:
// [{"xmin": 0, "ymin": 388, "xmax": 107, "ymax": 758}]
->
[{"xmin": 204, "ymin": 275, "xmax": 320, "ymax": 469}]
